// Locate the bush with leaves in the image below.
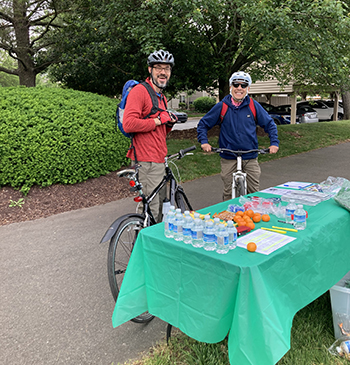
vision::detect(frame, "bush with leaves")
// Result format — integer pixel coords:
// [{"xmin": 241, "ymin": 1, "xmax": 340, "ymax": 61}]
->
[
  {"xmin": 0, "ymin": 87, "xmax": 130, "ymax": 194},
  {"xmin": 193, "ymin": 96, "xmax": 216, "ymax": 113}
]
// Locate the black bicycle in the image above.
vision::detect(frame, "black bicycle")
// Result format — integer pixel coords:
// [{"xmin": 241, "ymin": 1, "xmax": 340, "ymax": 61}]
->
[{"xmin": 100, "ymin": 146, "xmax": 196, "ymax": 323}]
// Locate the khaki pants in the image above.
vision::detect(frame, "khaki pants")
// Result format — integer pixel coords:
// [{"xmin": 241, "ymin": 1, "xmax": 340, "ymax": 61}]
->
[
  {"xmin": 133, "ymin": 161, "xmax": 166, "ymax": 222},
  {"xmin": 220, "ymin": 158, "xmax": 261, "ymax": 201}
]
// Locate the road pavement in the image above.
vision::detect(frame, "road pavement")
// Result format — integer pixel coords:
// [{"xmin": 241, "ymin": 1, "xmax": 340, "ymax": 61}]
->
[{"xmin": 1, "ymin": 141, "xmax": 350, "ymax": 364}]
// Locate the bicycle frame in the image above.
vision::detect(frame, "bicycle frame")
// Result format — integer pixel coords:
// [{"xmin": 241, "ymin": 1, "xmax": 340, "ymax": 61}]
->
[
  {"xmin": 212, "ymin": 147, "xmax": 269, "ymax": 199},
  {"xmin": 100, "ymin": 146, "xmax": 196, "ymax": 243}
]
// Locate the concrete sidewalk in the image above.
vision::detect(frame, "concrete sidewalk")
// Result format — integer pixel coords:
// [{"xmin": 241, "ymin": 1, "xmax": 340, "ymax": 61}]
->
[{"xmin": 1, "ymin": 142, "xmax": 350, "ymax": 365}]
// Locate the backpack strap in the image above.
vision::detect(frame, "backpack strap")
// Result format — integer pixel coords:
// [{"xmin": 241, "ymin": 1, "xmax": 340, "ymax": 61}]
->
[
  {"xmin": 219, "ymin": 98, "xmax": 257, "ymax": 124},
  {"xmin": 249, "ymin": 98, "xmax": 257, "ymax": 124},
  {"xmin": 140, "ymin": 81, "xmax": 167, "ymax": 118},
  {"xmin": 219, "ymin": 102, "xmax": 228, "ymax": 124}
]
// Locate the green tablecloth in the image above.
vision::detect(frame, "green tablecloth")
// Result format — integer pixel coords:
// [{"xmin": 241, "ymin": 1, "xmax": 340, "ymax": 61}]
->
[{"xmin": 112, "ymin": 192, "xmax": 350, "ymax": 365}]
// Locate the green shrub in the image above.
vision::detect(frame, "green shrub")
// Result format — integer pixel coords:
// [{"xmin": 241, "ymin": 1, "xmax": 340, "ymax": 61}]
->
[
  {"xmin": 178, "ymin": 102, "xmax": 186, "ymax": 110},
  {"xmin": 193, "ymin": 96, "xmax": 216, "ymax": 113},
  {"xmin": 0, "ymin": 87, "xmax": 130, "ymax": 194}
]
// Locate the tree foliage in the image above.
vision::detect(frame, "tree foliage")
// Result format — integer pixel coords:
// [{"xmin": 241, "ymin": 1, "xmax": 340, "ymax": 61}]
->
[
  {"xmin": 48, "ymin": 0, "xmax": 350, "ymax": 100},
  {"xmin": 0, "ymin": 0, "xmax": 73, "ymax": 86}
]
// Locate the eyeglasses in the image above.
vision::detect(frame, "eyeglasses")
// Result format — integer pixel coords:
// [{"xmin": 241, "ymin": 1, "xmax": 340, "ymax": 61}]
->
[
  {"xmin": 231, "ymin": 82, "xmax": 249, "ymax": 89},
  {"xmin": 152, "ymin": 65, "xmax": 172, "ymax": 73}
]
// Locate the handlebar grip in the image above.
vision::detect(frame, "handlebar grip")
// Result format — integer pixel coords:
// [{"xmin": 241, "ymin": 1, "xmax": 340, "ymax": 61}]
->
[{"xmin": 182, "ymin": 145, "xmax": 196, "ymax": 154}]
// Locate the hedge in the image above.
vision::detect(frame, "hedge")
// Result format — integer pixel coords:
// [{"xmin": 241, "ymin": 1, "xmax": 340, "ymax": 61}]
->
[
  {"xmin": 0, "ymin": 87, "xmax": 130, "ymax": 194},
  {"xmin": 193, "ymin": 96, "xmax": 216, "ymax": 113}
]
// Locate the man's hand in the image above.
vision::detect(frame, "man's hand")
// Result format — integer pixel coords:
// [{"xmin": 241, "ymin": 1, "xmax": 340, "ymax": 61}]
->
[
  {"xmin": 201, "ymin": 143, "xmax": 212, "ymax": 152},
  {"xmin": 269, "ymin": 145, "xmax": 279, "ymax": 154},
  {"xmin": 158, "ymin": 111, "xmax": 172, "ymax": 125}
]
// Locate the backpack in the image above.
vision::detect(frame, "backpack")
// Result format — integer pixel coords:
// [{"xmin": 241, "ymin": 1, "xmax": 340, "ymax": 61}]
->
[
  {"xmin": 116, "ymin": 80, "xmax": 167, "ymax": 138},
  {"xmin": 219, "ymin": 97, "xmax": 257, "ymax": 124}
]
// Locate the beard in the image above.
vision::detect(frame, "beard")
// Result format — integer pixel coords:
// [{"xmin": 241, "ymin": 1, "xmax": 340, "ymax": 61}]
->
[{"xmin": 150, "ymin": 71, "xmax": 169, "ymax": 90}]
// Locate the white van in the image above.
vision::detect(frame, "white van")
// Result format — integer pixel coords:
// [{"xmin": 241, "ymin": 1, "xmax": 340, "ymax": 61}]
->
[{"xmin": 297, "ymin": 101, "xmax": 344, "ymax": 121}]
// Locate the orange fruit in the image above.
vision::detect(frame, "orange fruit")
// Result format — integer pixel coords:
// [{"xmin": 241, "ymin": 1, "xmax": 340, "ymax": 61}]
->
[
  {"xmin": 262, "ymin": 214, "xmax": 270, "ymax": 222},
  {"xmin": 233, "ymin": 216, "xmax": 241, "ymax": 223},
  {"xmin": 246, "ymin": 209, "xmax": 254, "ymax": 218},
  {"xmin": 235, "ymin": 210, "xmax": 244, "ymax": 217},
  {"xmin": 237, "ymin": 220, "xmax": 247, "ymax": 227},
  {"xmin": 246, "ymin": 222, "xmax": 255, "ymax": 230},
  {"xmin": 243, "ymin": 215, "xmax": 252, "ymax": 222},
  {"xmin": 247, "ymin": 242, "xmax": 257, "ymax": 252},
  {"xmin": 252, "ymin": 213, "xmax": 261, "ymax": 223}
]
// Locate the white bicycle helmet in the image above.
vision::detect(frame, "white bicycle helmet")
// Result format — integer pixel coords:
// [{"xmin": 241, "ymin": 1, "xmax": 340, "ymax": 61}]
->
[
  {"xmin": 147, "ymin": 50, "xmax": 175, "ymax": 67},
  {"xmin": 229, "ymin": 71, "xmax": 252, "ymax": 86}
]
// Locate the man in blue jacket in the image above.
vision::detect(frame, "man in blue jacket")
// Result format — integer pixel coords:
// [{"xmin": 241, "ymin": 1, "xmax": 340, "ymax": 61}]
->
[{"xmin": 197, "ymin": 71, "xmax": 279, "ymax": 200}]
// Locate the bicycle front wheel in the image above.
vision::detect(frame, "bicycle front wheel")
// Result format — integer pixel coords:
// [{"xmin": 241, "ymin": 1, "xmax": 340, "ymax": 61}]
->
[{"xmin": 107, "ymin": 214, "xmax": 154, "ymax": 323}]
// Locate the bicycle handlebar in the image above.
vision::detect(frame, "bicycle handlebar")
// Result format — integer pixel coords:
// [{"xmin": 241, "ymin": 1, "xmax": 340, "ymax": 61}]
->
[
  {"xmin": 211, "ymin": 147, "xmax": 270, "ymax": 155},
  {"xmin": 167, "ymin": 145, "xmax": 196, "ymax": 160}
]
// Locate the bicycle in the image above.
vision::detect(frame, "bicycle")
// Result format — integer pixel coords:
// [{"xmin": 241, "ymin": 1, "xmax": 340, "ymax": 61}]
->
[
  {"xmin": 211, "ymin": 147, "xmax": 270, "ymax": 198},
  {"xmin": 100, "ymin": 146, "xmax": 196, "ymax": 323}
]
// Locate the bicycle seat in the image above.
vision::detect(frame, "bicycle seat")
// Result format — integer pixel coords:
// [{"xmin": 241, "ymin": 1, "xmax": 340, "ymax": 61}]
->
[{"xmin": 117, "ymin": 169, "xmax": 137, "ymax": 178}]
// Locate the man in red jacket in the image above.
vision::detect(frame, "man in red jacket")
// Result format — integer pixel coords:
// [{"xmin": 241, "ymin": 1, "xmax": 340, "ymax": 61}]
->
[{"xmin": 123, "ymin": 50, "xmax": 177, "ymax": 222}]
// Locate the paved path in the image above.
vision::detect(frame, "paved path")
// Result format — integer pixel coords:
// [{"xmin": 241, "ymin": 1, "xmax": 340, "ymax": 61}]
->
[{"xmin": 1, "ymin": 142, "xmax": 350, "ymax": 364}]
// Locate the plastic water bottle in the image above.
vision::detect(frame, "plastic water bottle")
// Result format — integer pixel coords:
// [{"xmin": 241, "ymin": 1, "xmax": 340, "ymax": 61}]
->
[
  {"xmin": 285, "ymin": 199, "xmax": 297, "ymax": 223},
  {"xmin": 203, "ymin": 221, "xmax": 216, "ymax": 251},
  {"xmin": 173, "ymin": 211, "xmax": 184, "ymax": 241},
  {"xmin": 164, "ymin": 211, "xmax": 175, "ymax": 238},
  {"xmin": 226, "ymin": 220, "xmax": 237, "ymax": 249},
  {"xmin": 293, "ymin": 204, "xmax": 306, "ymax": 230},
  {"xmin": 162, "ymin": 198, "xmax": 171, "ymax": 221},
  {"xmin": 183, "ymin": 216, "xmax": 193, "ymax": 244},
  {"xmin": 191, "ymin": 218, "xmax": 204, "ymax": 248},
  {"xmin": 216, "ymin": 224, "xmax": 229, "ymax": 254}
]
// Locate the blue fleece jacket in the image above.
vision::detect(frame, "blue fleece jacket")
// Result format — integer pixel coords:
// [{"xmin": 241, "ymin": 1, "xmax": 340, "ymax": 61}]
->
[{"xmin": 197, "ymin": 95, "xmax": 279, "ymax": 160}]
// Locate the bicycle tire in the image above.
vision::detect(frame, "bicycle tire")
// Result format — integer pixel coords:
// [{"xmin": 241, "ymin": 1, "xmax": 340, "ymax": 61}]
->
[
  {"xmin": 107, "ymin": 214, "xmax": 154, "ymax": 323},
  {"xmin": 175, "ymin": 189, "xmax": 192, "ymax": 212},
  {"xmin": 235, "ymin": 177, "xmax": 245, "ymax": 198}
]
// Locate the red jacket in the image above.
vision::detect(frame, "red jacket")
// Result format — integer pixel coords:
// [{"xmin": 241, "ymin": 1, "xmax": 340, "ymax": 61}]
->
[{"xmin": 123, "ymin": 78, "xmax": 171, "ymax": 163}]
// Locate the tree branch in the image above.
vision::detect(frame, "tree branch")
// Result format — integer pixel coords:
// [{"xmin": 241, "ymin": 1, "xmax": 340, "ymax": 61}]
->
[
  {"xmin": 0, "ymin": 65, "xmax": 18, "ymax": 76},
  {"xmin": 0, "ymin": 11, "xmax": 14, "ymax": 24}
]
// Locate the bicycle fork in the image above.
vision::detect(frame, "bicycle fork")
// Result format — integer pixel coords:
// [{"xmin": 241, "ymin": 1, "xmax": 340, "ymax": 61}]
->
[{"xmin": 232, "ymin": 157, "xmax": 247, "ymax": 198}]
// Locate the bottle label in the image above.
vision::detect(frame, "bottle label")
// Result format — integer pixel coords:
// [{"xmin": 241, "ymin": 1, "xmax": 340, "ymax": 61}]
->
[
  {"xmin": 342, "ymin": 340, "xmax": 350, "ymax": 353},
  {"xmin": 217, "ymin": 236, "xmax": 229, "ymax": 245},
  {"xmin": 203, "ymin": 233, "xmax": 215, "ymax": 242},
  {"xmin": 286, "ymin": 208, "xmax": 295, "ymax": 216},
  {"xmin": 294, "ymin": 214, "xmax": 306, "ymax": 223},
  {"xmin": 192, "ymin": 230, "xmax": 203, "ymax": 239},
  {"xmin": 169, "ymin": 222, "xmax": 174, "ymax": 230},
  {"xmin": 183, "ymin": 227, "xmax": 191, "ymax": 236}
]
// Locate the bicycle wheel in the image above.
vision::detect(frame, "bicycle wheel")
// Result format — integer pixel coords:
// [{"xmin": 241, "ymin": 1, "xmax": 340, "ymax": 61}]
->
[
  {"xmin": 235, "ymin": 177, "xmax": 245, "ymax": 198},
  {"xmin": 175, "ymin": 188, "xmax": 193, "ymax": 212},
  {"xmin": 107, "ymin": 214, "xmax": 154, "ymax": 323}
]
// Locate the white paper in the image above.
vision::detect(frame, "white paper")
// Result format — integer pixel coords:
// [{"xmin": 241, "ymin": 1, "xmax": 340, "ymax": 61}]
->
[
  {"xmin": 259, "ymin": 187, "xmax": 293, "ymax": 196},
  {"xmin": 237, "ymin": 229, "xmax": 297, "ymax": 255},
  {"xmin": 276, "ymin": 181, "xmax": 312, "ymax": 189}
]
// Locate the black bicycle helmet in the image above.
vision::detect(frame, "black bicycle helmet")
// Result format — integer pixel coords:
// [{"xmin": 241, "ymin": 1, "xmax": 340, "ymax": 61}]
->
[{"xmin": 147, "ymin": 50, "xmax": 175, "ymax": 67}]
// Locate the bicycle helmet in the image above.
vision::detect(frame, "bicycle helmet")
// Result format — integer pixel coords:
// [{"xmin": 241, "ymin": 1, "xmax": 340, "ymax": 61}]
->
[
  {"xmin": 147, "ymin": 50, "xmax": 175, "ymax": 67},
  {"xmin": 229, "ymin": 71, "xmax": 252, "ymax": 86}
]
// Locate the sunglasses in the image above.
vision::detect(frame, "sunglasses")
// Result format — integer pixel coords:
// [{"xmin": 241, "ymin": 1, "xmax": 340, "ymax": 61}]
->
[{"xmin": 232, "ymin": 82, "xmax": 249, "ymax": 89}]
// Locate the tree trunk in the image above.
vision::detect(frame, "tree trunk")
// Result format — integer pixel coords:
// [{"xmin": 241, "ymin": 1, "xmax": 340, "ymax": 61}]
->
[
  {"xmin": 341, "ymin": 89, "xmax": 350, "ymax": 120},
  {"xmin": 13, "ymin": 0, "xmax": 36, "ymax": 87},
  {"xmin": 219, "ymin": 77, "xmax": 229, "ymax": 101}
]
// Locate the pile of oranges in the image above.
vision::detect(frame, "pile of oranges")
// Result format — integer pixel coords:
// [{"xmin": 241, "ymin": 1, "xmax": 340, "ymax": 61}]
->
[{"xmin": 233, "ymin": 209, "xmax": 270, "ymax": 231}]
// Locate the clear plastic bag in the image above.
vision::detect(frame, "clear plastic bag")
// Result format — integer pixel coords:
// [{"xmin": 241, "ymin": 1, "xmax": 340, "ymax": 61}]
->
[
  {"xmin": 328, "ymin": 336, "xmax": 350, "ymax": 361},
  {"xmin": 334, "ymin": 178, "xmax": 350, "ymax": 212}
]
